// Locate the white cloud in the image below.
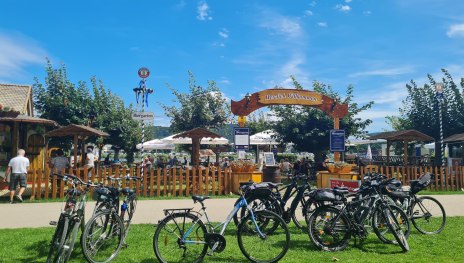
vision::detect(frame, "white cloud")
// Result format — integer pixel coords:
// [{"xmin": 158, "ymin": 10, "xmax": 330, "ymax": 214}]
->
[
  {"xmin": 345, "ymin": 0, "xmax": 352, "ymax": 3},
  {"xmin": 304, "ymin": 10, "xmax": 313, "ymax": 17},
  {"xmin": 196, "ymin": 1, "xmax": 212, "ymax": 21},
  {"xmin": 259, "ymin": 11, "xmax": 302, "ymax": 38},
  {"xmin": 317, "ymin": 22, "xmax": 328, "ymax": 28},
  {"xmin": 218, "ymin": 77, "xmax": 231, "ymax": 85},
  {"xmin": 335, "ymin": 4, "xmax": 351, "ymax": 13},
  {"xmin": 218, "ymin": 28, "xmax": 229, "ymax": 39},
  {"xmin": 446, "ymin": 23, "xmax": 464, "ymax": 38},
  {"xmin": 310, "ymin": 1, "xmax": 317, "ymax": 7},
  {"xmin": 363, "ymin": 10, "xmax": 372, "ymax": 16},
  {"xmin": 0, "ymin": 32, "xmax": 47, "ymax": 80},
  {"xmin": 349, "ymin": 66, "xmax": 415, "ymax": 78}
]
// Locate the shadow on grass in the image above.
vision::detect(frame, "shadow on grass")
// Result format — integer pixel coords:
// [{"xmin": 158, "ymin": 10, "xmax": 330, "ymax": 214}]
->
[
  {"xmin": 356, "ymin": 238, "xmax": 407, "ymax": 254},
  {"xmin": 19, "ymin": 239, "xmax": 49, "ymax": 263}
]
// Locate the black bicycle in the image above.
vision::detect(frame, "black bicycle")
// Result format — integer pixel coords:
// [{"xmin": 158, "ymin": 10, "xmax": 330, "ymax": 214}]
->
[
  {"xmin": 233, "ymin": 174, "xmax": 317, "ymax": 230},
  {"xmin": 307, "ymin": 177, "xmax": 410, "ymax": 252},
  {"xmin": 382, "ymin": 172, "xmax": 446, "ymax": 234},
  {"xmin": 81, "ymin": 175, "xmax": 141, "ymax": 263},
  {"xmin": 47, "ymin": 174, "xmax": 96, "ymax": 263}
]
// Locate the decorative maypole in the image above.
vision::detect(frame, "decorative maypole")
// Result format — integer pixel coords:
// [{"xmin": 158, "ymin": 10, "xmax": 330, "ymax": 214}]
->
[{"xmin": 133, "ymin": 67, "xmax": 154, "ymax": 177}]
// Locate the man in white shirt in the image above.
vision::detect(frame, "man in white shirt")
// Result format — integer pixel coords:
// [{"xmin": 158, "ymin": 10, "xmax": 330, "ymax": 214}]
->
[
  {"xmin": 4, "ymin": 149, "xmax": 29, "ymax": 203},
  {"xmin": 84, "ymin": 148, "xmax": 96, "ymax": 177}
]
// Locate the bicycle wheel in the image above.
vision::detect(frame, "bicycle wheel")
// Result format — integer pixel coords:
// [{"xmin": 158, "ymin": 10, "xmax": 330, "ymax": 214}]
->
[
  {"xmin": 411, "ymin": 196, "xmax": 446, "ymax": 234},
  {"xmin": 47, "ymin": 214, "xmax": 68, "ymax": 263},
  {"xmin": 121, "ymin": 198, "xmax": 137, "ymax": 245},
  {"xmin": 153, "ymin": 212, "xmax": 208, "ymax": 263},
  {"xmin": 373, "ymin": 205, "xmax": 410, "ymax": 244},
  {"xmin": 233, "ymin": 196, "xmax": 282, "ymax": 227},
  {"xmin": 292, "ymin": 196, "xmax": 309, "ymax": 230},
  {"xmin": 384, "ymin": 207, "xmax": 409, "ymax": 252},
  {"xmin": 57, "ymin": 217, "xmax": 80, "ymax": 263},
  {"xmin": 237, "ymin": 210, "xmax": 290, "ymax": 263},
  {"xmin": 81, "ymin": 210, "xmax": 124, "ymax": 263},
  {"xmin": 307, "ymin": 206, "xmax": 351, "ymax": 252}
]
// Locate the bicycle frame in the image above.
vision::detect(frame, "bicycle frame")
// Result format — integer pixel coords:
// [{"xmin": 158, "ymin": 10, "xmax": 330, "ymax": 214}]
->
[{"xmin": 181, "ymin": 195, "xmax": 265, "ymax": 245}]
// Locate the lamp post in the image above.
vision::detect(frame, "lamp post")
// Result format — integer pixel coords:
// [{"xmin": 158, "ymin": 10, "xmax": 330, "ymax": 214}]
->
[
  {"xmin": 435, "ymin": 83, "xmax": 445, "ymax": 178},
  {"xmin": 134, "ymin": 67, "xmax": 154, "ymax": 176}
]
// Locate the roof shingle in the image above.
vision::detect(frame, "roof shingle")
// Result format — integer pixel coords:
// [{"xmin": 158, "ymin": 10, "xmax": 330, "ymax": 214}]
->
[{"xmin": 0, "ymin": 83, "xmax": 32, "ymax": 114}]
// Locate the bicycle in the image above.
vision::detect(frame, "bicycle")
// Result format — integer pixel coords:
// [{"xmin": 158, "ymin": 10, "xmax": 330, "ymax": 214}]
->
[
  {"xmin": 233, "ymin": 173, "xmax": 316, "ymax": 230},
  {"xmin": 47, "ymin": 173, "xmax": 96, "ymax": 263},
  {"xmin": 382, "ymin": 172, "xmax": 446, "ymax": 234},
  {"xmin": 306, "ymin": 177, "xmax": 410, "ymax": 252},
  {"xmin": 81, "ymin": 175, "xmax": 141, "ymax": 263},
  {"xmin": 153, "ymin": 185, "xmax": 290, "ymax": 263}
]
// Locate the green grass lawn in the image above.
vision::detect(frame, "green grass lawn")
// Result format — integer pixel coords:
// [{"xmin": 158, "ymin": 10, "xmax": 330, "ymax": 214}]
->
[{"xmin": 1, "ymin": 217, "xmax": 463, "ymax": 263}]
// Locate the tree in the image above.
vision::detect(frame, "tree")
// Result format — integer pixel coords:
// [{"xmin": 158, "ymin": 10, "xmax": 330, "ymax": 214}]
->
[
  {"xmin": 270, "ymin": 76, "xmax": 374, "ymax": 162},
  {"xmin": 247, "ymin": 112, "xmax": 273, "ymax": 135},
  {"xmin": 34, "ymin": 61, "xmax": 141, "ymax": 163},
  {"xmin": 162, "ymin": 71, "xmax": 231, "ymax": 133},
  {"xmin": 389, "ymin": 69, "xmax": 464, "ymax": 160}
]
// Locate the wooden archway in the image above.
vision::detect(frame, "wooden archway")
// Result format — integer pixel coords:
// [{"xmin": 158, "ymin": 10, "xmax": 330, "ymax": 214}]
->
[{"xmin": 231, "ymin": 88, "xmax": 349, "ymax": 161}]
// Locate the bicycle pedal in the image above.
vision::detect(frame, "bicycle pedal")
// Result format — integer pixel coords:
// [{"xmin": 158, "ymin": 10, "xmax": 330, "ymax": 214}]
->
[{"xmin": 49, "ymin": 221, "xmax": 57, "ymax": 226}]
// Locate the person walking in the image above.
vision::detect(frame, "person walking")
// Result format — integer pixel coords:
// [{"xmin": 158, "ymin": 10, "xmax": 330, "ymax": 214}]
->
[{"xmin": 4, "ymin": 149, "xmax": 29, "ymax": 203}]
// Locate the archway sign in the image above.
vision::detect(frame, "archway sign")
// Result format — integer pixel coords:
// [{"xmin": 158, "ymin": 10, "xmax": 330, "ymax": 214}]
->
[{"xmin": 231, "ymin": 88, "xmax": 349, "ymax": 161}]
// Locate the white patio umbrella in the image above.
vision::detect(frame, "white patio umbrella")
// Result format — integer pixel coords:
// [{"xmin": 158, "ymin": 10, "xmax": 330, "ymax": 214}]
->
[
  {"xmin": 161, "ymin": 133, "xmax": 229, "ymax": 145},
  {"xmin": 366, "ymin": 144, "xmax": 373, "ymax": 160},
  {"xmin": 136, "ymin": 139, "xmax": 175, "ymax": 151},
  {"xmin": 250, "ymin": 130, "xmax": 279, "ymax": 145}
]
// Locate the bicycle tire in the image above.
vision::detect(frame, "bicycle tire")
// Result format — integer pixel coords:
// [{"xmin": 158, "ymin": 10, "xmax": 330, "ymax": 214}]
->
[
  {"xmin": 410, "ymin": 196, "xmax": 446, "ymax": 234},
  {"xmin": 291, "ymin": 196, "xmax": 308, "ymax": 230},
  {"xmin": 153, "ymin": 212, "xmax": 208, "ymax": 263},
  {"xmin": 307, "ymin": 206, "xmax": 351, "ymax": 252},
  {"xmin": 59, "ymin": 218, "xmax": 80, "ymax": 263},
  {"xmin": 46, "ymin": 214, "xmax": 67, "ymax": 263},
  {"xmin": 384, "ymin": 207, "xmax": 410, "ymax": 252},
  {"xmin": 233, "ymin": 196, "xmax": 282, "ymax": 227},
  {"xmin": 121, "ymin": 198, "xmax": 137, "ymax": 245},
  {"xmin": 237, "ymin": 210, "xmax": 290, "ymax": 263},
  {"xmin": 81, "ymin": 210, "xmax": 124, "ymax": 263},
  {"xmin": 373, "ymin": 205, "xmax": 410, "ymax": 244}
]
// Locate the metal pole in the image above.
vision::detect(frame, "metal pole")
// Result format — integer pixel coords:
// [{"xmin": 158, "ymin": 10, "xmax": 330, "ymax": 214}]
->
[
  {"xmin": 436, "ymin": 83, "xmax": 446, "ymax": 187},
  {"xmin": 141, "ymin": 79, "xmax": 146, "ymax": 178}
]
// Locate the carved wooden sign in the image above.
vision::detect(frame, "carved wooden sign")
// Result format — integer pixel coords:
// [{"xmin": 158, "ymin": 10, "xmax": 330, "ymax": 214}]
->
[
  {"xmin": 231, "ymin": 88, "xmax": 348, "ymax": 118},
  {"xmin": 258, "ymin": 89, "xmax": 323, "ymax": 106}
]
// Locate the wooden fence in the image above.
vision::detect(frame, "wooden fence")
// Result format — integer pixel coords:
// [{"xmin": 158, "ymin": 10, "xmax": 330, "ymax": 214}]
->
[
  {"xmin": 25, "ymin": 165, "xmax": 233, "ymax": 200},
  {"xmin": 359, "ymin": 165, "xmax": 464, "ymax": 191}
]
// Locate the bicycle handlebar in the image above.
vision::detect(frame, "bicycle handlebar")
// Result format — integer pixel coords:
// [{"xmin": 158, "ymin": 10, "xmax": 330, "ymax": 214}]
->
[{"xmin": 51, "ymin": 173, "xmax": 98, "ymax": 187}]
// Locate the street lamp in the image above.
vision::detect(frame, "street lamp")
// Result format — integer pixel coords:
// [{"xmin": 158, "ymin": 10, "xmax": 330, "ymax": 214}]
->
[{"xmin": 435, "ymin": 83, "xmax": 445, "ymax": 176}]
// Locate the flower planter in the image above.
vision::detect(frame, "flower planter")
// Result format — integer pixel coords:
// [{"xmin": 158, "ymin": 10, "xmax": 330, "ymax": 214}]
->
[{"xmin": 230, "ymin": 171, "xmax": 263, "ymax": 193}]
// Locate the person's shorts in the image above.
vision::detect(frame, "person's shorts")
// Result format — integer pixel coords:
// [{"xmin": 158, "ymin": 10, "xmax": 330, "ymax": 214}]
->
[{"xmin": 9, "ymin": 173, "xmax": 27, "ymax": 190}]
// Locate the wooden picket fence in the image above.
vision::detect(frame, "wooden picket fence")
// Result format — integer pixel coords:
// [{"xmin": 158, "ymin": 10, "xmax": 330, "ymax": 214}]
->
[
  {"xmin": 359, "ymin": 165, "xmax": 464, "ymax": 191},
  {"xmin": 26, "ymin": 165, "xmax": 233, "ymax": 200}
]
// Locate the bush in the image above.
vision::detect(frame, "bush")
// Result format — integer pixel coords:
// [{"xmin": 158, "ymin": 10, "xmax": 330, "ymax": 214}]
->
[{"xmin": 275, "ymin": 153, "xmax": 298, "ymax": 163}]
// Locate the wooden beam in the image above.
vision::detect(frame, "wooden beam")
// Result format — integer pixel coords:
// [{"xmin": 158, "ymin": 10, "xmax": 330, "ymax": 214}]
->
[
  {"xmin": 334, "ymin": 117, "xmax": 340, "ymax": 162},
  {"xmin": 404, "ymin": 140, "xmax": 409, "ymax": 167},
  {"xmin": 73, "ymin": 135, "xmax": 78, "ymax": 168}
]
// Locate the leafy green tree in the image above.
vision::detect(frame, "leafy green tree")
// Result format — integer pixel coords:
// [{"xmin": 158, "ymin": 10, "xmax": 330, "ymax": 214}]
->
[
  {"xmin": 162, "ymin": 71, "xmax": 231, "ymax": 133},
  {"xmin": 390, "ymin": 69, "xmax": 464, "ymax": 160},
  {"xmin": 271, "ymin": 76, "xmax": 374, "ymax": 162},
  {"xmin": 34, "ymin": 61, "xmax": 141, "ymax": 163},
  {"xmin": 247, "ymin": 112, "xmax": 273, "ymax": 135}
]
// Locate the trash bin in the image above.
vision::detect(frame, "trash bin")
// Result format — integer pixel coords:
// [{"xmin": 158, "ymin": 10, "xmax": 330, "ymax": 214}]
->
[{"xmin": 262, "ymin": 165, "xmax": 281, "ymax": 183}]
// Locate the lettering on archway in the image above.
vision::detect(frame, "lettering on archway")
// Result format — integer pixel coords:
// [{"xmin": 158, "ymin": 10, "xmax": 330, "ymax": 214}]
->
[{"xmin": 231, "ymin": 88, "xmax": 348, "ymax": 118}]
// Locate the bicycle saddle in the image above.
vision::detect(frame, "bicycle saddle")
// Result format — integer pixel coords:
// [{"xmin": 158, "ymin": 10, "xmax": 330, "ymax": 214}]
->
[
  {"xmin": 192, "ymin": 195, "xmax": 210, "ymax": 203},
  {"xmin": 121, "ymin": 187, "xmax": 135, "ymax": 196}
]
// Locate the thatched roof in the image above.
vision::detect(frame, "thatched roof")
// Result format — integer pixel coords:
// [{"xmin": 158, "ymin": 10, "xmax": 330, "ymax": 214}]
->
[
  {"xmin": 0, "ymin": 115, "xmax": 58, "ymax": 126},
  {"xmin": 444, "ymin": 133, "xmax": 464, "ymax": 143},
  {"xmin": 45, "ymin": 124, "xmax": 109, "ymax": 137},
  {"xmin": 173, "ymin": 127, "xmax": 222, "ymax": 139},
  {"xmin": 368, "ymin": 130, "xmax": 434, "ymax": 142}
]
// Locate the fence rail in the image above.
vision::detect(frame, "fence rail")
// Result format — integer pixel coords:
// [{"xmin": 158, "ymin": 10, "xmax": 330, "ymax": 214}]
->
[
  {"xmin": 359, "ymin": 165, "xmax": 464, "ymax": 191},
  {"xmin": 23, "ymin": 166, "xmax": 233, "ymax": 200}
]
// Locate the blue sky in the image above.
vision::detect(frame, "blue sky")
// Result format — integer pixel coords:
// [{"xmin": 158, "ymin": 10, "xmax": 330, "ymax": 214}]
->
[{"xmin": 1, "ymin": 0, "xmax": 464, "ymax": 132}]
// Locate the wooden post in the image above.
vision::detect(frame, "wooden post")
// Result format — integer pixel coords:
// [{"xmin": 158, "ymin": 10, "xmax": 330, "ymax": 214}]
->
[
  {"xmin": 73, "ymin": 135, "xmax": 78, "ymax": 168},
  {"xmin": 333, "ymin": 117, "xmax": 340, "ymax": 162},
  {"xmin": 386, "ymin": 141, "xmax": 391, "ymax": 166},
  {"xmin": 149, "ymin": 168, "xmax": 154, "ymax": 197},
  {"xmin": 186, "ymin": 168, "xmax": 190, "ymax": 196},
  {"xmin": 403, "ymin": 140, "xmax": 409, "ymax": 167},
  {"xmin": 156, "ymin": 168, "xmax": 161, "ymax": 197},
  {"xmin": 179, "ymin": 167, "xmax": 184, "ymax": 196}
]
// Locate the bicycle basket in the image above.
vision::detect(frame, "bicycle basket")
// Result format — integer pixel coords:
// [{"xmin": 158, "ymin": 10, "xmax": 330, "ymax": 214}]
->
[
  {"xmin": 410, "ymin": 173, "xmax": 433, "ymax": 194},
  {"xmin": 244, "ymin": 183, "xmax": 272, "ymax": 199}
]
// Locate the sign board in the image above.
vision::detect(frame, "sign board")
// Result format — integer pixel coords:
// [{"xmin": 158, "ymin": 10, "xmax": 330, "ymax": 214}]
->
[
  {"xmin": 138, "ymin": 67, "xmax": 150, "ymax": 78},
  {"xmin": 329, "ymin": 178, "xmax": 361, "ymax": 192},
  {"xmin": 237, "ymin": 150, "xmax": 246, "ymax": 159},
  {"xmin": 264, "ymin": 152, "xmax": 276, "ymax": 166},
  {"xmin": 258, "ymin": 89, "xmax": 323, "ymax": 106},
  {"xmin": 234, "ymin": 127, "xmax": 250, "ymax": 150},
  {"xmin": 132, "ymin": 111, "xmax": 154, "ymax": 121},
  {"xmin": 330, "ymin": 129, "xmax": 345, "ymax": 152}
]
